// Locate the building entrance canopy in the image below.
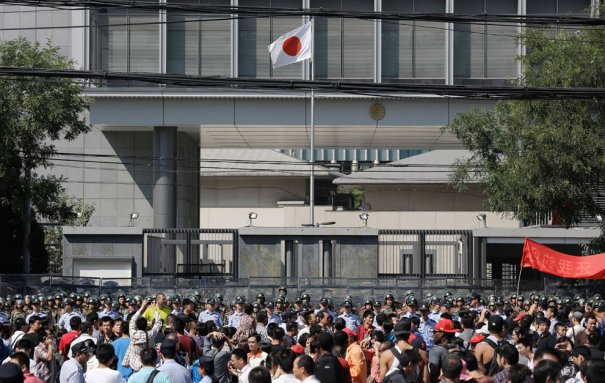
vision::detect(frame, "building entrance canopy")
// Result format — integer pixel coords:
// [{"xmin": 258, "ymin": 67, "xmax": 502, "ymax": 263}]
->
[{"xmin": 87, "ymin": 89, "xmax": 491, "ymax": 149}]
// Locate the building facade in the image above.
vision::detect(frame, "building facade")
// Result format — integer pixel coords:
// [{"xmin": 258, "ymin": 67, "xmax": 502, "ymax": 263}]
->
[{"xmin": 0, "ymin": 1, "xmax": 599, "ymax": 282}]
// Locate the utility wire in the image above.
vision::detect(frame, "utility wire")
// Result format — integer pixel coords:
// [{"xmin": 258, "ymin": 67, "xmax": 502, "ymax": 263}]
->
[
  {"xmin": 1, "ymin": 67, "xmax": 604, "ymax": 99},
  {"xmin": 0, "ymin": 0, "xmax": 603, "ymax": 26}
]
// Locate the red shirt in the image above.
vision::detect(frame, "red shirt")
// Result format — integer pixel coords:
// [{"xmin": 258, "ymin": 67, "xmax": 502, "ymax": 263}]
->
[
  {"xmin": 357, "ymin": 324, "xmax": 374, "ymax": 343},
  {"xmin": 59, "ymin": 331, "xmax": 79, "ymax": 356},
  {"xmin": 177, "ymin": 334, "xmax": 197, "ymax": 363},
  {"xmin": 24, "ymin": 373, "xmax": 44, "ymax": 383}
]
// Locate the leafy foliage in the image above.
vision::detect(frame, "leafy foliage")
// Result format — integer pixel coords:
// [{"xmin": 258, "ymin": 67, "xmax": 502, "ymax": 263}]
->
[
  {"xmin": 448, "ymin": 23, "xmax": 605, "ymax": 230},
  {"xmin": 0, "ymin": 38, "xmax": 91, "ymax": 272}
]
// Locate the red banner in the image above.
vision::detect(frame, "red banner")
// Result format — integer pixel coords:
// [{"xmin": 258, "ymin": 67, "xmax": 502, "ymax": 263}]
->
[{"xmin": 522, "ymin": 239, "xmax": 605, "ymax": 279}]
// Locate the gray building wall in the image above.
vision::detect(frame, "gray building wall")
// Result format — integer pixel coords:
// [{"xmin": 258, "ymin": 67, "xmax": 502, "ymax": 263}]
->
[
  {"xmin": 238, "ymin": 229, "xmax": 378, "ymax": 279},
  {"xmin": 62, "ymin": 227, "xmax": 143, "ymax": 278}
]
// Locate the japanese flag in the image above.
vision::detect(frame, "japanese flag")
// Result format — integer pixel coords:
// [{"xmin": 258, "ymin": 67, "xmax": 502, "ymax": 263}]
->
[{"xmin": 268, "ymin": 22, "xmax": 313, "ymax": 69}]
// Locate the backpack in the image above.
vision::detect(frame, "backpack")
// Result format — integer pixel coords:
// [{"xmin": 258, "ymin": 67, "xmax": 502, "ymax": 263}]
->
[
  {"xmin": 482, "ymin": 338, "xmax": 502, "ymax": 376},
  {"xmin": 315, "ymin": 353, "xmax": 343, "ymax": 383}
]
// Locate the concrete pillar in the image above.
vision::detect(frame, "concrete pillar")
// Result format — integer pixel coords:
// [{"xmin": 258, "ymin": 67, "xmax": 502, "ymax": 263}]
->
[{"xmin": 153, "ymin": 126, "xmax": 177, "ymax": 228}]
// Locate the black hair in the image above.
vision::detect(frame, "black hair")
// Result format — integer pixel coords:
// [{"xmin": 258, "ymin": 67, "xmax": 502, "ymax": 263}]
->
[
  {"xmin": 140, "ymin": 348, "xmax": 158, "ymax": 366},
  {"xmin": 96, "ymin": 343, "xmax": 116, "ymax": 365},
  {"xmin": 70, "ymin": 316, "xmax": 82, "ymax": 330},
  {"xmin": 14, "ymin": 339, "xmax": 33, "ymax": 355},
  {"xmin": 362, "ymin": 310, "xmax": 374, "ymax": 318},
  {"xmin": 571, "ymin": 345, "xmax": 591, "ymax": 360},
  {"xmin": 244, "ymin": 304, "xmax": 254, "ymax": 315},
  {"xmin": 275, "ymin": 349, "xmax": 296, "ymax": 373},
  {"xmin": 458, "ymin": 350, "xmax": 479, "ymax": 372},
  {"xmin": 10, "ymin": 352, "xmax": 30, "ymax": 372},
  {"xmin": 533, "ymin": 360, "xmax": 561, "ymax": 383},
  {"xmin": 256, "ymin": 311, "xmax": 268, "ymax": 324},
  {"xmin": 248, "ymin": 333, "xmax": 261, "ymax": 343},
  {"xmin": 296, "ymin": 354, "xmax": 315, "ymax": 375},
  {"xmin": 231, "ymin": 348, "xmax": 247, "ymax": 362},
  {"xmin": 120, "ymin": 320, "xmax": 129, "ymax": 335},
  {"xmin": 399, "ymin": 349, "xmax": 420, "ymax": 368},
  {"xmin": 248, "ymin": 366, "xmax": 272, "ymax": 383},
  {"xmin": 135, "ymin": 316, "xmax": 147, "ymax": 331},
  {"xmin": 442, "ymin": 354, "xmax": 463, "ymax": 380},
  {"xmin": 496, "ymin": 343, "xmax": 519, "ymax": 365},
  {"xmin": 534, "ymin": 347, "xmax": 560, "ymax": 365},
  {"xmin": 317, "ymin": 332, "xmax": 333, "ymax": 352},
  {"xmin": 509, "ymin": 364, "xmax": 532, "ymax": 383},
  {"xmin": 584, "ymin": 360, "xmax": 605, "ymax": 383},
  {"xmin": 273, "ymin": 327, "xmax": 285, "ymax": 341},
  {"xmin": 86, "ymin": 312, "xmax": 99, "ymax": 324},
  {"xmin": 297, "ymin": 333, "xmax": 309, "ymax": 348},
  {"xmin": 99, "ymin": 316, "xmax": 114, "ymax": 327},
  {"xmin": 173, "ymin": 317, "xmax": 185, "ymax": 334},
  {"xmin": 28, "ymin": 315, "xmax": 41, "ymax": 325},
  {"xmin": 334, "ymin": 318, "xmax": 346, "ymax": 331},
  {"xmin": 332, "ymin": 331, "xmax": 348, "ymax": 349},
  {"xmin": 376, "ymin": 313, "xmax": 387, "ymax": 326}
]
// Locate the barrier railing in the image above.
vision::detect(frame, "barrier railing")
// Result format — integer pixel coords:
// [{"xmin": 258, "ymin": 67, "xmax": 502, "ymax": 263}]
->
[{"xmin": 0, "ymin": 274, "xmax": 600, "ymax": 304}]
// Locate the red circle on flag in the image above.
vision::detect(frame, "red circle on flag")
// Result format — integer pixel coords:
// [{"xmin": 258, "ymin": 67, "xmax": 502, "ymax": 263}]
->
[{"xmin": 282, "ymin": 36, "xmax": 302, "ymax": 57}]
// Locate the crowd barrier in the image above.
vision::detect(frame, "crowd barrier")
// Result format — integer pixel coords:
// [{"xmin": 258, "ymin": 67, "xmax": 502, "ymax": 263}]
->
[{"xmin": 0, "ymin": 274, "xmax": 600, "ymax": 304}]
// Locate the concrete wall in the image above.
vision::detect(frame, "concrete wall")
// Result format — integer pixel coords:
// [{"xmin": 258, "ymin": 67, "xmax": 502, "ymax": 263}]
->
[
  {"xmin": 62, "ymin": 227, "xmax": 143, "ymax": 278},
  {"xmin": 48, "ymin": 129, "xmax": 199, "ymax": 228},
  {"xmin": 364, "ymin": 184, "xmax": 486, "ymax": 211},
  {"xmin": 200, "ymin": 177, "xmax": 306, "ymax": 208},
  {"xmin": 201, "ymin": 206, "xmax": 521, "ymax": 230}
]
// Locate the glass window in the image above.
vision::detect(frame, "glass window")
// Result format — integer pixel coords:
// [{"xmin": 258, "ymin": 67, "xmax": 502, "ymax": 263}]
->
[
  {"xmin": 90, "ymin": 7, "xmax": 159, "ymax": 73},
  {"xmin": 166, "ymin": 0, "xmax": 231, "ymax": 77},
  {"xmin": 382, "ymin": 0, "xmax": 446, "ymax": 83},
  {"xmin": 311, "ymin": 0, "xmax": 373, "ymax": 80},
  {"xmin": 453, "ymin": 0, "xmax": 518, "ymax": 85},
  {"xmin": 239, "ymin": 0, "xmax": 303, "ymax": 78}
]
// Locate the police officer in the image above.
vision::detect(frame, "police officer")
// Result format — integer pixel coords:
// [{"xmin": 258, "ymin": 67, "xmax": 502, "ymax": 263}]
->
[
  {"xmin": 199, "ymin": 298, "xmax": 223, "ymax": 327},
  {"xmin": 265, "ymin": 302, "xmax": 282, "ymax": 325},
  {"xmin": 228, "ymin": 296, "xmax": 246, "ymax": 328},
  {"xmin": 58, "ymin": 299, "xmax": 83, "ymax": 331},
  {"xmin": 338, "ymin": 300, "xmax": 360, "ymax": 331}
]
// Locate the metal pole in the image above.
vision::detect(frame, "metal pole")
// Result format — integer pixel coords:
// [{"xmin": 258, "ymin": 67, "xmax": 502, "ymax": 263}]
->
[
  {"xmin": 310, "ymin": 88, "xmax": 315, "ymax": 225},
  {"xmin": 309, "ymin": 19, "xmax": 315, "ymax": 226}
]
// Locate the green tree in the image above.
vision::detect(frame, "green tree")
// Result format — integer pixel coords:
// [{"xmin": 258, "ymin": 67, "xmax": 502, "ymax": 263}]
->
[
  {"xmin": 448, "ymin": 21, "xmax": 605, "ymax": 246},
  {"xmin": 0, "ymin": 38, "xmax": 90, "ymax": 273}
]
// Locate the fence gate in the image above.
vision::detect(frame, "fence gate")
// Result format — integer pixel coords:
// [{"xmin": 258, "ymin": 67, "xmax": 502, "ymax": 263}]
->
[
  {"xmin": 143, "ymin": 229, "xmax": 238, "ymax": 277},
  {"xmin": 378, "ymin": 230, "xmax": 473, "ymax": 280}
]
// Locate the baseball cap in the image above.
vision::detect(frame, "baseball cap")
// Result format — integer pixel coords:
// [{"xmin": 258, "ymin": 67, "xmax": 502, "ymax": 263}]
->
[
  {"xmin": 487, "ymin": 315, "xmax": 504, "ymax": 332},
  {"xmin": 513, "ymin": 312, "xmax": 527, "ymax": 321},
  {"xmin": 435, "ymin": 319, "xmax": 458, "ymax": 333},
  {"xmin": 470, "ymin": 334, "xmax": 485, "ymax": 344},
  {"xmin": 291, "ymin": 344, "xmax": 305, "ymax": 355},
  {"xmin": 71, "ymin": 341, "xmax": 95, "ymax": 355},
  {"xmin": 343, "ymin": 328, "xmax": 358, "ymax": 338}
]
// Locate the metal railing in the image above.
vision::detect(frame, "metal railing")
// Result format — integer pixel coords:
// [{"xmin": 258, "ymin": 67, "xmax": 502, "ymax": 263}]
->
[{"xmin": 1, "ymin": 274, "xmax": 600, "ymax": 304}]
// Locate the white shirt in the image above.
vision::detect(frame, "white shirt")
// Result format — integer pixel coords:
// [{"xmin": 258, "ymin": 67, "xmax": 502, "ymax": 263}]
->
[
  {"xmin": 302, "ymin": 376, "xmax": 321, "ymax": 383},
  {"xmin": 84, "ymin": 366, "xmax": 126, "ymax": 383},
  {"xmin": 239, "ymin": 364, "xmax": 252, "ymax": 383},
  {"xmin": 274, "ymin": 373, "xmax": 301, "ymax": 383}
]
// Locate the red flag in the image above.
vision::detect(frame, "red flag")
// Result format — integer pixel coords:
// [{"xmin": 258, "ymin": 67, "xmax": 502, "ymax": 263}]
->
[{"xmin": 522, "ymin": 239, "xmax": 605, "ymax": 279}]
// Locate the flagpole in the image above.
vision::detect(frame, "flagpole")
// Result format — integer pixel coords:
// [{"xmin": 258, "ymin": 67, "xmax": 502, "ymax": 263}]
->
[
  {"xmin": 309, "ymin": 19, "xmax": 315, "ymax": 226},
  {"xmin": 516, "ymin": 237, "xmax": 527, "ymax": 305}
]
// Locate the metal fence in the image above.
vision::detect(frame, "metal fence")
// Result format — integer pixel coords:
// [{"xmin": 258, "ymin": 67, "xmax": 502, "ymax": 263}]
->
[
  {"xmin": 143, "ymin": 229, "xmax": 238, "ymax": 276},
  {"xmin": 0, "ymin": 274, "xmax": 600, "ymax": 304},
  {"xmin": 378, "ymin": 230, "xmax": 473, "ymax": 278}
]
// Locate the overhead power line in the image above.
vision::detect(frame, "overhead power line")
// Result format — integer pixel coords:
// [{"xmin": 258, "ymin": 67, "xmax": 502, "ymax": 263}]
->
[
  {"xmin": 1, "ymin": 67, "xmax": 605, "ymax": 99},
  {"xmin": 1, "ymin": 0, "xmax": 604, "ymax": 26}
]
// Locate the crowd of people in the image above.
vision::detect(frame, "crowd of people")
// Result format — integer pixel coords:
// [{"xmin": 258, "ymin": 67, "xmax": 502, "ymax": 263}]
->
[{"xmin": 0, "ymin": 287, "xmax": 603, "ymax": 383}]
